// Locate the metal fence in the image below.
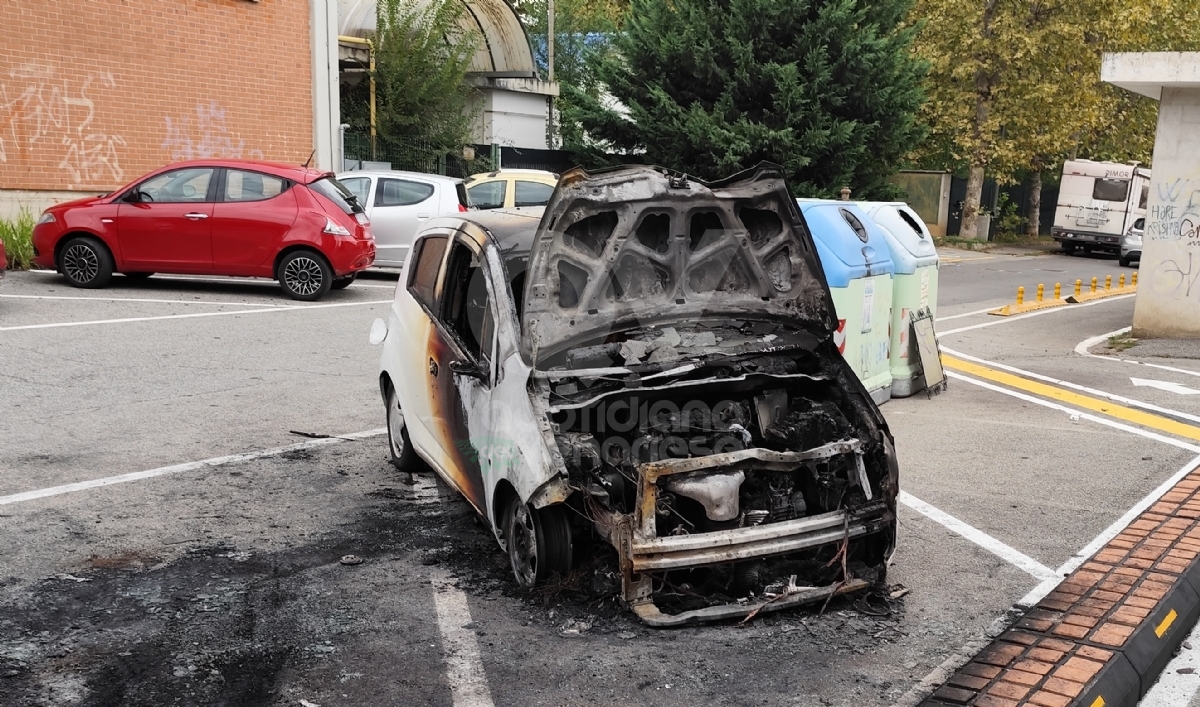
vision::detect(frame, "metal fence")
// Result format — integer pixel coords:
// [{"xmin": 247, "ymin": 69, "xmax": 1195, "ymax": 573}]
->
[{"xmin": 342, "ymin": 133, "xmax": 578, "ymax": 178}]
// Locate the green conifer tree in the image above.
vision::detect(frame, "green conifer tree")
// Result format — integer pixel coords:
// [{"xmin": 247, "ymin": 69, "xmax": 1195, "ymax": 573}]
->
[{"xmin": 571, "ymin": 0, "xmax": 926, "ymax": 198}]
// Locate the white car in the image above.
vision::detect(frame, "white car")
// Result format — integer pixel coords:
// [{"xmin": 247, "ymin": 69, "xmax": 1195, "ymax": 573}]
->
[
  {"xmin": 336, "ymin": 170, "xmax": 469, "ymax": 268},
  {"xmin": 370, "ymin": 165, "xmax": 899, "ymax": 626}
]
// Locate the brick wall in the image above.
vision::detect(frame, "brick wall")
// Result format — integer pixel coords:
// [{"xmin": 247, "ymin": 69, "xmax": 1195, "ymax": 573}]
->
[{"xmin": 0, "ymin": 0, "xmax": 313, "ymax": 193}]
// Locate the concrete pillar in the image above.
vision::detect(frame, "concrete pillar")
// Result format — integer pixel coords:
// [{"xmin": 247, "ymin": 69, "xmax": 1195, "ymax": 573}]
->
[
  {"xmin": 1103, "ymin": 53, "xmax": 1200, "ymax": 338},
  {"xmin": 310, "ymin": 0, "xmax": 340, "ymax": 171}
]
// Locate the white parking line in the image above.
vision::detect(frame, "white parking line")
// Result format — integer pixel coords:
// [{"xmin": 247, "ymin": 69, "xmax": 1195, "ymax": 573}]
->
[
  {"xmin": 0, "ymin": 293, "xmax": 290, "ymax": 307},
  {"xmin": 946, "ymin": 371, "xmax": 1200, "ymax": 453},
  {"xmin": 940, "ymin": 294, "xmax": 1136, "ymax": 336},
  {"xmin": 0, "ymin": 429, "xmax": 386, "ymax": 506},
  {"xmin": 942, "ymin": 346, "xmax": 1200, "ymax": 427},
  {"xmin": 152, "ymin": 274, "xmax": 398, "ymax": 289},
  {"xmin": 430, "ymin": 568, "xmax": 496, "ymax": 707},
  {"xmin": 937, "ymin": 306, "xmax": 1001, "ymax": 322},
  {"xmin": 0, "ymin": 299, "xmax": 392, "ymax": 332},
  {"xmin": 899, "ymin": 491, "xmax": 1057, "ymax": 581}
]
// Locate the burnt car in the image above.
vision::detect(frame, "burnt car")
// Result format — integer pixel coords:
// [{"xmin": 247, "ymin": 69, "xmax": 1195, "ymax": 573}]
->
[{"xmin": 372, "ymin": 164, "xmax": 899, "ymax": 626}]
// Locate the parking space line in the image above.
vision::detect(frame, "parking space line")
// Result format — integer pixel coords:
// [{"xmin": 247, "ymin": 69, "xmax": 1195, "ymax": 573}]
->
[
  {"xmin": 430, "ymin": 568, "xmax": 496, "ymax": 707},
  {"xmin": 945, "ymin": 371, "xmax": 1200, "ymax": 453},
  {"xmin": 899, "ymin": 491, "xmax": 1057, "ymax": 581},
  {"xmin": 943, "ymin": 346, "xmax": 1200, "ymax": 427},
  {"xmin": 151, "ymin": 275, "xmax": 398, "ymax": 289},
  {"xmin": 940, "ymin": 294, "xmax": 1136, "ymax": 336},
  {"xmin": 0, "ymin": 299, "xmax": 392, "ymax": 332},
  {"xmin": 0, "ymin": 294, "xmax": 290, "ymax": 307},
  {"xmin": 895, "ymin": 451, "xmax": 1200, "ymax": 707},
  {"xmin": 943, "ymin": 354, "xmax": 1200, "ymax": 443},
  {"xmin": 936, "ymin": 306, "xmax": 999, "ymax": 322},
  {"xmin": 0, "ymin": 428, "xmax": 386, "ymax": 506}
]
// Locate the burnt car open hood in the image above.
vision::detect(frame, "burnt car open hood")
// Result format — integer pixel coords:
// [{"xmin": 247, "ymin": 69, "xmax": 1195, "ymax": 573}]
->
[{"xmin": 520, "ymin": 164, "xmax": 837, "ymax": 367}]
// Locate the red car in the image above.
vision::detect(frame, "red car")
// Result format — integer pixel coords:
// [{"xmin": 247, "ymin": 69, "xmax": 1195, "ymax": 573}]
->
[{"xmin": 31, "ymin": 159, "xmax": 375, "ymax": 300}]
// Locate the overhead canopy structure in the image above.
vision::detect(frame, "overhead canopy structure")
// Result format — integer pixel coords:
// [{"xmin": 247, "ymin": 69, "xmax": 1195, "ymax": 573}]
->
[
  {"xmin": 337, "ymin": 0, "xmax": 559, "ymax": 151},
  {"xmin": 338, "ymin": 0, "xmax": 537, "ymax": 78}
]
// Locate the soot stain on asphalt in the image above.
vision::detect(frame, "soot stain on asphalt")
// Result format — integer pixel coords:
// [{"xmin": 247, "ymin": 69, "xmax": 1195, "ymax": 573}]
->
[{"xmin": 0, "ymin": 456, "xmax": 910, "ymax": 706}]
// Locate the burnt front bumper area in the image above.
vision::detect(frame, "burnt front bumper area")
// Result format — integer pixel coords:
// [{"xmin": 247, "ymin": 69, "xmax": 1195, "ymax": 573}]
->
[{"xmin": 602, "ymin": 444, "xmax": 895, "ymax": 627}]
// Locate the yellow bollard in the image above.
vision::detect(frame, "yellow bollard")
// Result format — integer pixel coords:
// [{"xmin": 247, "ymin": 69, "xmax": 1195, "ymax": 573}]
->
[
  {"xmin": 1091, "ymin": 277, "xmax": 1098, "ymax": 293},
  {"xmin": 1119, "ymin": 274, "xmax": 1126, "ymax": 288},
  {"xmin": 1016, "ymin": 286, "xmax": 1025, "ymax": 305},
  {"xmin": 1037, "ymin": 284, "xmax": 1045, "ymax": 302},
  {"xmin": 1105, "ymin": 275, "xmax": 1112, "ymax": 290},
  {"xmin": 1054, "ymin": 283, "xmax": 1062, "ymax": 300},
  {"xmin": 1075, "ymin": 279, "xmax": 1083, "ymax": 297},
  {"xmin": 1133, "ymin": 272, "xmax": 1138, "ymax": 287}
]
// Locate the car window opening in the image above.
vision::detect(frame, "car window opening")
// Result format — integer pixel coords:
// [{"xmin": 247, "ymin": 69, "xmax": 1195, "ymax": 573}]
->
[
  {"xmin": 441, "ymin": 242, "xmax": 493, "ymax": 364},
  {"xmin": 409, "ymin": 235, "xmax": 448, "ymax": 310}
]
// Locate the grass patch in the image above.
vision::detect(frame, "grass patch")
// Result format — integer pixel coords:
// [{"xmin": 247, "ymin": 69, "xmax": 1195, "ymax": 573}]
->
[
  {"xmin": 1107, "ymin": 332, "xmax": 1139, "ymax": 352},
  {"xmin": 0, "ymin": 207, "xmax": 36, "ymax": 270}
]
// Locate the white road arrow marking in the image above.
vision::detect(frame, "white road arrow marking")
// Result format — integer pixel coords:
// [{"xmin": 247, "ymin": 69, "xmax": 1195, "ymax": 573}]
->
[{"xmin": 1131, "ymin": 378, "xmax": 1200, "ymax": 395}]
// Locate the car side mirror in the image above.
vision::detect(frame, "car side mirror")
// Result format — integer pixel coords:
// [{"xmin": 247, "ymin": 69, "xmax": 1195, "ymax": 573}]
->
[{"xmin": 449, "ymin": 359, "xmax": 487, "ymax": 382}]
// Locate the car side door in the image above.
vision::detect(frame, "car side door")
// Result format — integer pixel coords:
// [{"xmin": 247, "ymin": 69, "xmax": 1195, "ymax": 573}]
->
[
  {"xmin": 370, "ymin": 177, "xmax": 436, "ymax": 267},
  {"xmin": 390, "ymin": 233, "xmax": 449, "ymax": 458},
  {"xmin": 425, "ymin": 234, "xmax": 498, "ymax": 515},
  {"xmin": 116, "ymin": 167, "xmax": 216, "ymax": 271},
  {"xmin": 210, "ymin": 168, "xmax": 298, "ymax": 274}
]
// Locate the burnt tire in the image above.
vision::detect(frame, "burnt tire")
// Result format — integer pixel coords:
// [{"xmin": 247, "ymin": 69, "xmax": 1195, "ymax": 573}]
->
[
  {"xmin": 331, "ymin": 273, "xmax": 357, "ymax": 290},
  {"xmin": 277, "ymin": 250, "xmax": 332, "ymax": 301},
  {"xmin": 504, "ymin": 497, "xmax": 572, "ymax": 589},
  {"xmin": 386, "ymin": 386, "xmax": 420, "ymax": 472},
  {"xmin": 59, "ymin": 236, "xmax": 114, "ymax": 289}
]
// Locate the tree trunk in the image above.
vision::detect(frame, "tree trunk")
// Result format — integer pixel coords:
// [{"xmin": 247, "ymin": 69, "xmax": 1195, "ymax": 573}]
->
[
  {"xmin": 960, "ymin": 165, "xmax": 986, "ymax": 239},
  {"xmin": 1026, "ymin": 170, "xmax": 1042, "ymax": 237}
]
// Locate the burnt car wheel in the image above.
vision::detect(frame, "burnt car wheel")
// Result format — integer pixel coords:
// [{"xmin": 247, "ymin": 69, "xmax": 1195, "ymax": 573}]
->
[
  {"xmin": 386, "ymin": 386, "xmax": 420, "ymax": 472},
  {"xmin": 331, "ymin": 273, "xmax": 357, "ymax": 290},
  {"xmin": 277, "ymin": 250, "xmax": 332, "ymax": 301},
  {"xmin": 504, "ymin": 498, "xmax": 571, "ymax": 589},
  {"xmin": 59, "ymin": 236, "xmax": 114, "ymax": 289}
]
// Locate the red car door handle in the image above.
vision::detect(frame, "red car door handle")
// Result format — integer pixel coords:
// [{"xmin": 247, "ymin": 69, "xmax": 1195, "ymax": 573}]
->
[
  {"xmin": 183, "ymin": 212, "xmax": 209, "ymax": 220},
  {"xmin": 428, "ymin": 358, "xmax": 439, "ymax": 377}
]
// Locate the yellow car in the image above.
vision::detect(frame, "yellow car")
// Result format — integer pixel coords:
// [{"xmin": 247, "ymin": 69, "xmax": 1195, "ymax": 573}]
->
[{"xmin": 464, "ymin": 169, "xmax": 558, "ymax": 210}]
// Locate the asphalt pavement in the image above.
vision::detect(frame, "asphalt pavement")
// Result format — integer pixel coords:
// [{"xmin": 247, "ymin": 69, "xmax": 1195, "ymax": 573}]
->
[{"xmin": 2, "ymin": 249, "xmax": 1198, "ymax": 706}]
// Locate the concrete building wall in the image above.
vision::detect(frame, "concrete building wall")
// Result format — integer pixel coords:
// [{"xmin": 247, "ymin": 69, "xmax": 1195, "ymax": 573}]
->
[
  {"xmin": 1132, "ymin": 85, "xmax": 1200, "ymax": 338},
  {"xmin": 0, "ymin": 0, "xmax": 315, "ymax": 216}
]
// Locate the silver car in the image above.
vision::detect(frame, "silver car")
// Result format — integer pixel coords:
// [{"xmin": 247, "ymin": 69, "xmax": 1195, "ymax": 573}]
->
[
  {"xmin": 1120, "ymin": 217, "xmax": 1144, "ymax": 268},
  {"xmin": 336, "ymin": 170, "xmax": 469, "ymax": 268}
]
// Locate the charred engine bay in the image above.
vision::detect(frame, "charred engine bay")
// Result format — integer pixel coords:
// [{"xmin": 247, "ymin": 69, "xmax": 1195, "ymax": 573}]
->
[{"xmin": 545, "ymin": 321, "xmax": 896, "ymax": 616}]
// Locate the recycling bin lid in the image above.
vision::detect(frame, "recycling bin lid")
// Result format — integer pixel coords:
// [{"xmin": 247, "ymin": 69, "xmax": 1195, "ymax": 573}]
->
[
  {"xmin": 798, "ymin": 201, "xmax": 894, "ymax": 288},
  {"xmin": 858, "ymin": 202, "xmax": 938, "ymax": 274}
]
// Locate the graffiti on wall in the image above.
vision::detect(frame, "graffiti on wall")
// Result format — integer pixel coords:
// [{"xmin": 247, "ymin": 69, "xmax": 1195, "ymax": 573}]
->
[
  {"xmin": 162, "ymin": 101, "xmax": 263, "ymax": 161},
  {"xmin": 1148, "ymin": 176, "xmax": 1200, "ymax": 301},
  {"xmin": 0, "ymin": 63, "xmax": 127, "ymax": 186}
]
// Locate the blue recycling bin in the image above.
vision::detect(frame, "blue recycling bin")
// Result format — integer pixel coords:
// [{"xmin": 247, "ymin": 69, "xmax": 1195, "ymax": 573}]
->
[{"xmin": 798, "ymin": 201, "xmax": 896, "ymax": 405}]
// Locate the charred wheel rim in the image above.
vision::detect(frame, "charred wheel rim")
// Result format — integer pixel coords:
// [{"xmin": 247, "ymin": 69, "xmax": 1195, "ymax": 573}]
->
[
  {"xmin": 508, "ymin": 502, "xmax": 539, "ymax": 588},
  {"xmin": 63, "ymin": 244, "xmax": 99, "ymax": 283},
  {"xmin": 387, "ymin": 391, "xmax": 406, "ymax": 459},
  {"xmin": 283, "ymin": 256, "xmax": 324, "ymax": 296}
]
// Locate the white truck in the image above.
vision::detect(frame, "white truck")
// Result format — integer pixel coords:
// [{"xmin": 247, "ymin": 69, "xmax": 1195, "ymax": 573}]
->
[{"xmin": 1052, "ymin": 160, "xmax": 1151, "ymax": 255}]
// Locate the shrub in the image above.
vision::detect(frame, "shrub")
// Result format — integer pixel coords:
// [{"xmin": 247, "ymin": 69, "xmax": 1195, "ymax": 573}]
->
[{"xmin": 0, "ymin": 208, "xmax": 36, "ymax": 270}]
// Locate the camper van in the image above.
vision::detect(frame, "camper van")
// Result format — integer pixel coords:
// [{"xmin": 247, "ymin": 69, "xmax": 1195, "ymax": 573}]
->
[{"xmin": 1052, "ymin": 160, "xmax": 1151, "ymax": 255}]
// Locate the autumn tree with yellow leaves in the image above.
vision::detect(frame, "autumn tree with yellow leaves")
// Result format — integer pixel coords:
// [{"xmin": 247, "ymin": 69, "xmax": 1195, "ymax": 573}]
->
[{"xmin": 911, "ymin": 0, "xmax": 1200, "ymax": 238}]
